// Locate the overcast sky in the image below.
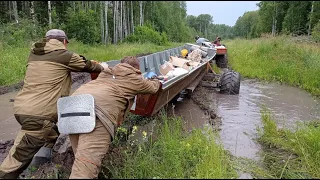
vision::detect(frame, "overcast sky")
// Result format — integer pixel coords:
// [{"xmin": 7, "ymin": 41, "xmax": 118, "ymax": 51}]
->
[{"xmin": 186, "ymin": 1, "xmax": 260, "ymax": 26}]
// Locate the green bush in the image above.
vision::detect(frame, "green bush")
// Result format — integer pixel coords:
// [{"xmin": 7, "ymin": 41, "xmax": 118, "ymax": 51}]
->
[
  {"xmin": 63, "ymin": 9, "xmax": 100, "ymax": 44},
  {"xmin": 124, "ymin": 25, "xmax": 169, "ymax": 45},
  {"xmin": 312, "ymin": 21, "xmax": 320, "ymax": 42},
  {"xmin": 0, "ymin": 19, "xmax": 44, "ymax": 47}
]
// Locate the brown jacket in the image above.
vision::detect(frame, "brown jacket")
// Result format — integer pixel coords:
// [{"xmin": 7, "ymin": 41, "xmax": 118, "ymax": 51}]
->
[
  {"xmin": 13, "ymin": 39, "xmax": 103, "ymax": 124},
  {"xmin": 72, "ymin": 63, "xmax": 160, "ymax": 138}
]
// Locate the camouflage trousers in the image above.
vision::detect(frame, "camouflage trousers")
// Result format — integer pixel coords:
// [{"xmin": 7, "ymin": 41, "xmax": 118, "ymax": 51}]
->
[
  {"xmin": 0, "ymin": 116, "xmax": 59, "ymax": 179},
  {"xmin": 69, "ymin": 119, "xmax": 111, "ymax": 179}
]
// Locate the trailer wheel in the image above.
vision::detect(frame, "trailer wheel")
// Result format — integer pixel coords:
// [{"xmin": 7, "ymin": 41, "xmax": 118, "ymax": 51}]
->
[
  {"xmin": 215, "ymin": 54, "xmax": 228, "ymax": 68},
  {"xmin": 219, "ymin": 70, "xmax": 241, "ymax": 95}
]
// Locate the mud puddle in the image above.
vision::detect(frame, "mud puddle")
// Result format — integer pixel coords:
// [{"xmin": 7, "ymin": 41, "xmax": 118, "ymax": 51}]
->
[{"xmin": 207, "ymin": 79, "xmax": 320, "ymax": 161}]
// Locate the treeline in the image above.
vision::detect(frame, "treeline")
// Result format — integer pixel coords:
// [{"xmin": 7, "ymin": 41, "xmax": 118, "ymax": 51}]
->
[
  {"xmin": 0, "ymin": 1, "xmax": 195, "ymax": 45},
  {"xmin": 234, "ymin": 1, "xmax": 320, "ymax": 40},
  {"xmin": 1, "ymin": 1, "xmax": 320, "ymax": 46}
]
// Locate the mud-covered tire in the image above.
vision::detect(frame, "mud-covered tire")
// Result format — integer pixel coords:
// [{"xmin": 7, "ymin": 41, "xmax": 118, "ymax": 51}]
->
[
  {"xmin": 215, "ymin": 54, "xmax": 228, "ymax": 68},
  {"xmin": 219, "ymin": 70, "xmax": 241, "ymax": 95}
]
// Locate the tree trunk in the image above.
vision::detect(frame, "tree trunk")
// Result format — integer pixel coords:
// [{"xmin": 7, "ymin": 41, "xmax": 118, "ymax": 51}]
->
[
  {"xmin": 30, "ymin": 1, "xmax": 36, "ymax": 25},
  {"xmin": 113, "ymin": 1, "xmax": 118, "ymax": 44},
  {"xmin": 100, "ymin": 1, "xmax": 105, "ymax": 43},
  {"xmin": 9, "ymin": 1, "xmax": 12, "ymax": 21},
  {"xmin": 139, "ymin": 1, "xmax": 142, "ymax": 26},
  {"xmin": 12, "ymin": 1, "xmax": 19, "ymax": 23},
  {"xmin": 48, "ymin": 1, "xmax": 52, "ymax": 28},
  {"xmin": 120, "ymin": 1, "xmax": 122, "ymax": 41},
  {"xmin": 104, "ymin": 1, "xmax": 108, "ymax": 44},
  {"xmin": 126, "ymin": 2, "xmax": 130, "ymax": 36},
  {"xmin": 131, "ymin": 1, "xmax": 134, "ymax": 33},
  {"xmin": 308, "ymin": 1, "xmax": 314, "ymax": 36},
  {"xmin": 271, "ymin": 1, "xmax": 276, "ymax": 36},
  {"xmin": 30, "ymin": 1, "xmax": 36, "ymax": 36}
]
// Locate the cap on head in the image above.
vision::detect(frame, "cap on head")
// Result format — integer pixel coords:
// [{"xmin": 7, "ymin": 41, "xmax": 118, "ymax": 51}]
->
[{"xmin": 45, "ymin": 29, "xmax": 69, "ymax": 43}]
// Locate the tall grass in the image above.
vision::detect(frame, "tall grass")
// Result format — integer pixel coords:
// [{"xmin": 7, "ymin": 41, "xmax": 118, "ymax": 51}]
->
[
  {"xmin": 257, "ymin": 110, "xmax": 320, "ymax": 178},
  {"xmin": 0, "ymin": 40, "xmax": 182, "ymax": 86},
  {"xmin": 225, "ymin": 36, "xmax": 320, "ymax": 96},
  {"xmin": 104, "ymin": 114, "xmax": 237, "ymax": 179}
]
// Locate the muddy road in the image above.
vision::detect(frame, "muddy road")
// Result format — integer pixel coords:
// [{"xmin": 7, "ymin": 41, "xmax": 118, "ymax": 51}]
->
[{"xmin": 0, "ymin": 71, "xmax": 319, "ymax": 178}]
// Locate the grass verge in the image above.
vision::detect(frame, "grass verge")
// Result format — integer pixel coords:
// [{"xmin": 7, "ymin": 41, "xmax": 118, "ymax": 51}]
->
[
  {"xmin": 101, "ymin": 113, "xmax": 237, "ymax": 179},
  {"xmin": 0, "ymin": 40, "xmax": 182, "ymax": 86},
  {"xmin": 225, "ymin": 36, "xmax": 320, "ymax": 96},
  {"xmin": 257, "ymin": 109, "xmax": 320, "ymax": 179}
]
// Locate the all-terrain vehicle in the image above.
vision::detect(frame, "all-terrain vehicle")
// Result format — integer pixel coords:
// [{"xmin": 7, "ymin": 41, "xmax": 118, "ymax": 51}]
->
[{"xmin": 194, "ymin": 36, "xmax": 240, "ymax": 95}]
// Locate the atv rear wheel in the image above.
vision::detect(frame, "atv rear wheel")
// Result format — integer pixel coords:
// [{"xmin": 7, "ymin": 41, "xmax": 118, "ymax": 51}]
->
[
  {"xmin": 215, "ymin": 54, "xmax": 228, "ymax": 68},
  {"xmin": 219, "ymin": 70, "xmax": 241, "ymax": 95}
]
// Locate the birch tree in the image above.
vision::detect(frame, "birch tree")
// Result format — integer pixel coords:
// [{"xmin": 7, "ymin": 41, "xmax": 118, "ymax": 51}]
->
[
  {"xmin": 104, "ymin": 1, "xmax": 108, "ymax": 44},
  {"xmin": 131, "ymin": 1, "xmax": 134, "ymax": 33},
  {"xmin": 308, "ymin": 1, "xmax": 315, "ymax": 36},
  {"xmin": 30, "ymin": 1, "xmax": 36, "ymax": 26},
  {"xmin": 48, "ymin": 1, "xmax": 52, "ymax": 28},
  {"xmin": 139, "ymin": 1, "xmax": 143, "ymax": 26},
  {"xmin": 12, "ymin": 1, "xmax": 18, "ymax": 23},
  {"xmin": 113, "ymin": 1, "xmax": 118, "ymax": 44},
  {"xmin": 120, "ymin": 1, "xmax": 123, "ymax": 41},
  {"xmin": 100, "ymin": 1, "xmax": 105, "ymax": 43}
]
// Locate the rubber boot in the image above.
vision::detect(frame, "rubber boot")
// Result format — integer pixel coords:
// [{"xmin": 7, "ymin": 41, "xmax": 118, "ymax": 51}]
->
[{"xmin": 29, "ymin": 147, "xmax": 52, "ymax": 168}]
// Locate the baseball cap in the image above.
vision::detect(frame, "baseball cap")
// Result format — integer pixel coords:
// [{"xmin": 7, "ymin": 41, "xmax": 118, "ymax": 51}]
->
[{"xmin": 45, "ymin": 29, "xmax": 69, "ymax": 43}]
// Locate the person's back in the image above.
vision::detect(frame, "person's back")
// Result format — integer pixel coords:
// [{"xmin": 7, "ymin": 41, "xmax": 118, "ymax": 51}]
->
[
  {"xmin": 72, "ymin": 61, "xmax": 159, "ymax": 128},
  {"xmin": 68, "ymin": 56, "xmax": 160, "ymax": 178},
  {"xmin": 14, "ymin": 36, "xmax": 103, "ymax": 123}
]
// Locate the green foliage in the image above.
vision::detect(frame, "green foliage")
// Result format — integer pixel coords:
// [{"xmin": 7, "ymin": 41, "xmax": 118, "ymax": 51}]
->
[
  {"xmin": 233, "ymin": 11, "xmax": 260, "ymax": 39},
  {"xmin": 63, "ymin": 9, "xmax": 100, "ymax": 44},
  {"xmin": 105, "ymin": 115, "xmax": 237, "ymax": 179},
  {"xmin": 225, "ymin": 36, "xmax": 320, "ymax": 96},
  {"xmin": 0, "ymin": 18, "xmax": 44, "ymax": 47},
  {"xmin": 258, "ymin": 110, "xmax": 320, "ymax": 178},
  {"xmin": 312, "ymin": 21, "xmax": 320, "ymax": 42},
  {"xmin": 124, "ymin": 25, "xmax": 169, "ymax": 45},
  {"xmin": 282, "ymin": 1, "xmax": 311, "ymax": 35}
]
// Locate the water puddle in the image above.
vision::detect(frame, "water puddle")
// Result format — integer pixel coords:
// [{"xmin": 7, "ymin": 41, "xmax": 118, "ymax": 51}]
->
[{"xmin": 208, "ymin": 79, "xmax": 320, "ymax": 161}]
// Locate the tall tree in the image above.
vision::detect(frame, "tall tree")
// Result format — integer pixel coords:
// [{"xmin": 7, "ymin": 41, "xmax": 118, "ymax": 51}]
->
[
  {"xmin": 48, "ymin": 1, "xmax": 52, "ymax": 28},
  {"xmin": 113, "ymin": 1, "xmax": 118, "ymax": 44},
  {"xmin": 308, "ymin": 1, "xmax": 315, "ymax": 36},
  {"xmin": 12, "ymin": 1, "xmax": 18, "ymax": 23},
  {"xmin": 30, "ymin": 1, "xmax": 36, "ymax": 26},
  {"xmin": 100, "ymin": 1, "xmax": 105, "ymax": 43},
  {"xmin": 104, "ymin": 1, "xmax": 108, "ymax": 44},
  {"xmin": 139, "ymin": 1, "xmax": 143, "ymax": 26},
  {"xmin": 131, "ymin": 1, "xmax": 134, "ymax": 33}
]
